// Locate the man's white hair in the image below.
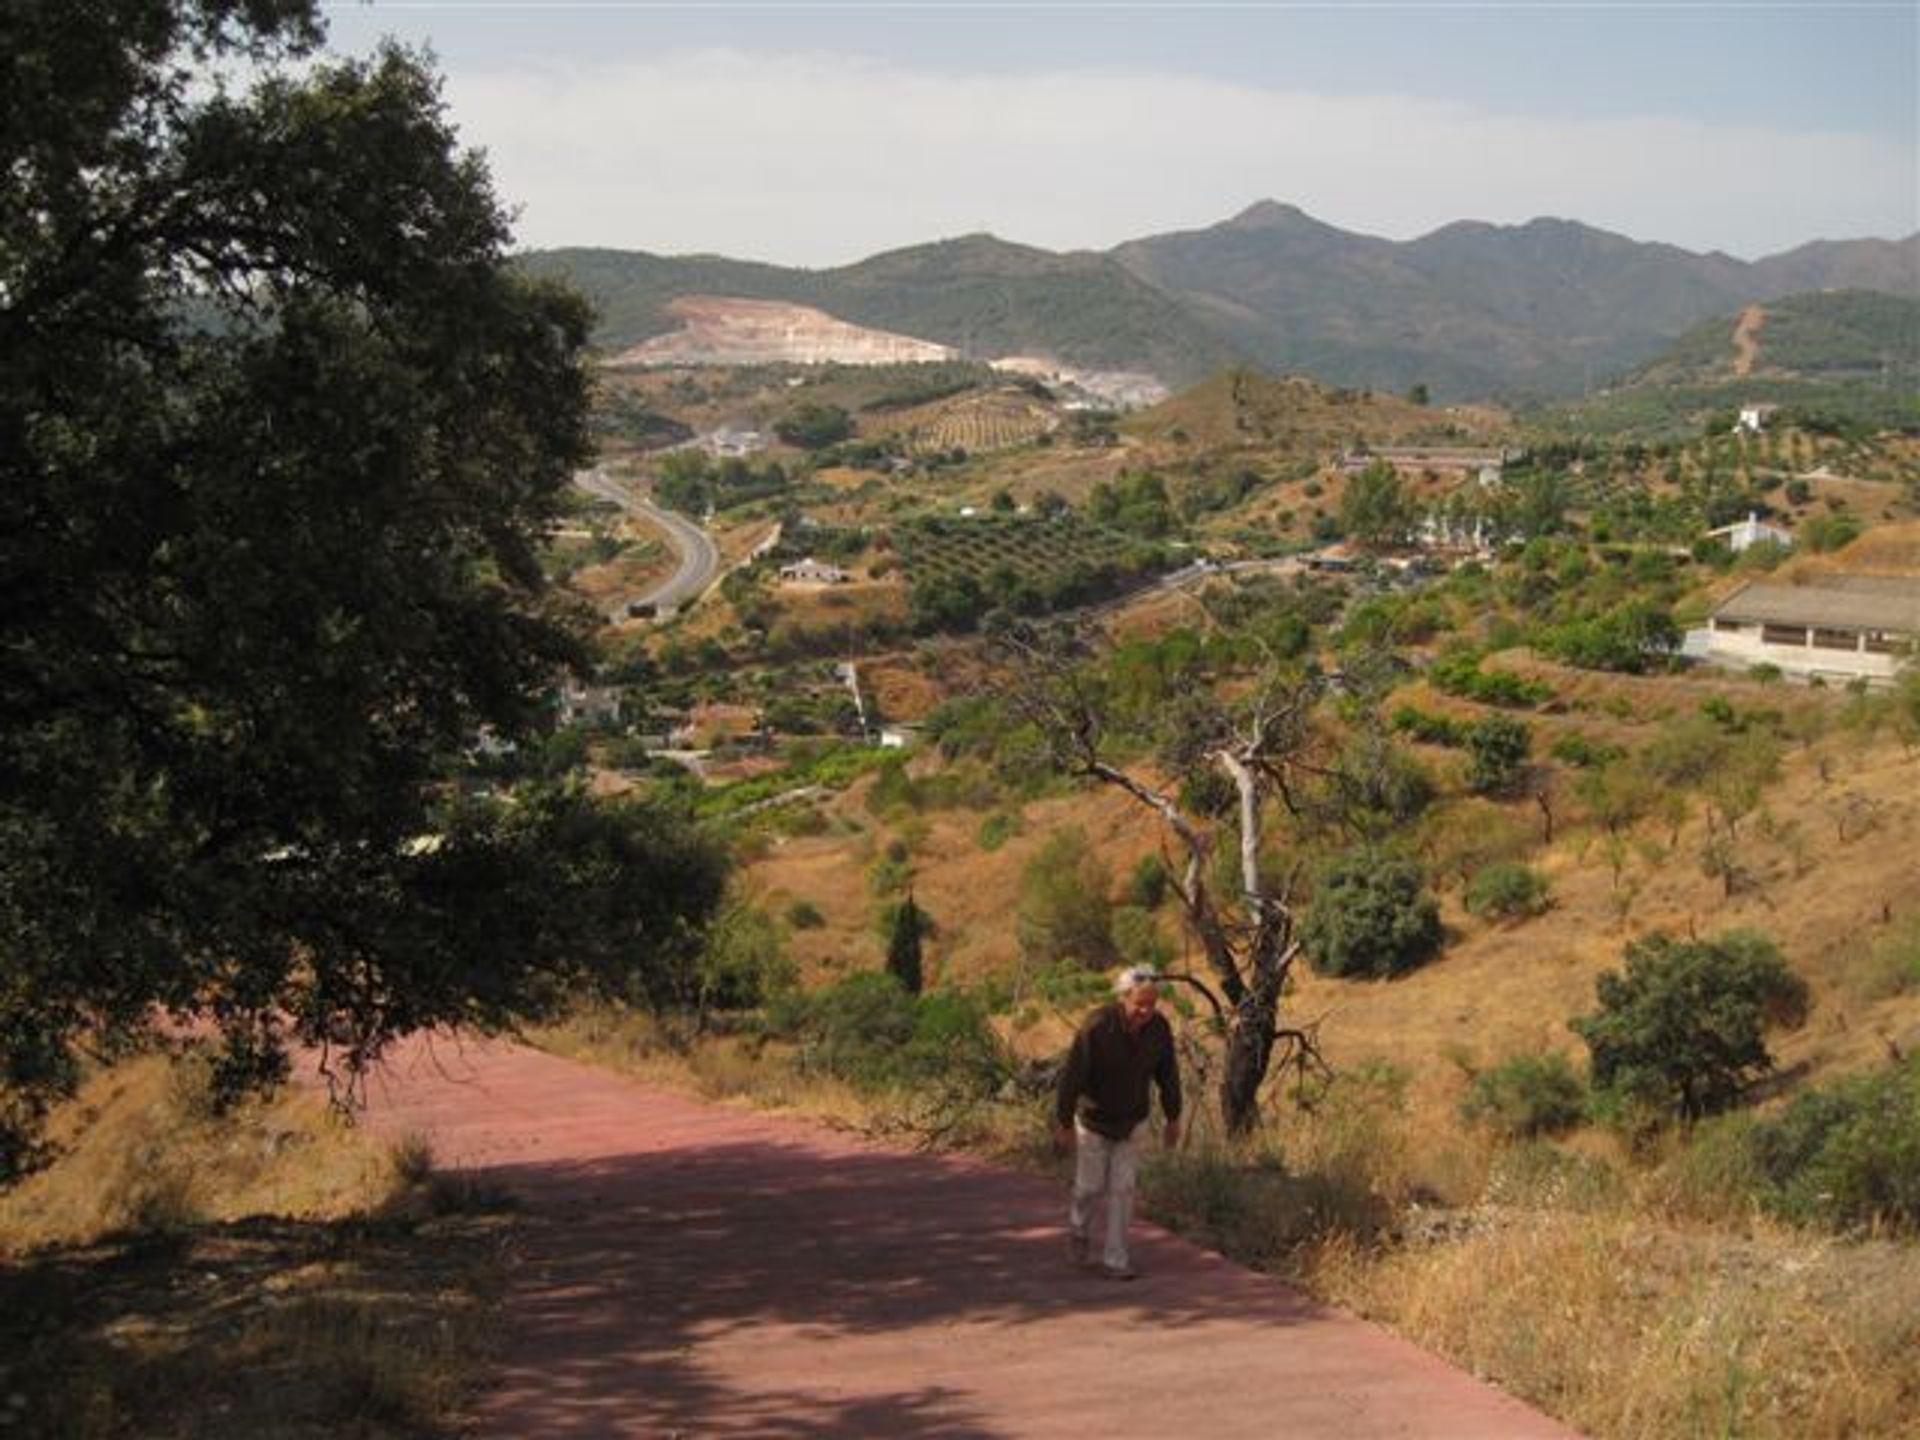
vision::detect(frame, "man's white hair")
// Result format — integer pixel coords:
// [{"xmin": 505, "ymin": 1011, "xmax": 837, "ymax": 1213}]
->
[{"xmin": 1114, "ymin": 965, "xmax": 1160, "ymax": 997}]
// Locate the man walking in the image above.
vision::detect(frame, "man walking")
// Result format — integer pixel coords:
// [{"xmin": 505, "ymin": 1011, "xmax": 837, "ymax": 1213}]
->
[{"xmin": 1053, "ymin": 965, "xmax": 1182, "ymax": 1280}]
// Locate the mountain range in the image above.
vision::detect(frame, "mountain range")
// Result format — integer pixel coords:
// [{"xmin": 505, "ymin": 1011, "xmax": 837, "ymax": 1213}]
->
[{"xmin": 520, "ymin": 202, "xmax": 1920, "ymax": 403}]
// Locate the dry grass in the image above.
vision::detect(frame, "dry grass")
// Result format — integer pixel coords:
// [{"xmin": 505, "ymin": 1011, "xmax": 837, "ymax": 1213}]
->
[
  {"xmin": 0, "ymin": 1053, "xmax": 391, "ymax": 1252},
  {"xmin": 1309, "ymin": 1207, "xmax": 1920, "ymax": 1439},
  {"xmin": 0, "ymin": 1052, "xmax": 511, "ymax": 1440}
]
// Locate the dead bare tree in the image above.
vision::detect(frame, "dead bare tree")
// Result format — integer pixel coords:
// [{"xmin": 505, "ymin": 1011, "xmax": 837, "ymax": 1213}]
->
[{"xmin": 994, "ymin": 620, "xmax": 1335, "ymax": 1135}]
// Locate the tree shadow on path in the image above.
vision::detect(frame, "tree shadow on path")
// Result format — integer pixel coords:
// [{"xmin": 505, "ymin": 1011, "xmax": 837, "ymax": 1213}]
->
[{"xmin": 469, "ymin": 1137, "xmax": 1326, "ymax": 1438}]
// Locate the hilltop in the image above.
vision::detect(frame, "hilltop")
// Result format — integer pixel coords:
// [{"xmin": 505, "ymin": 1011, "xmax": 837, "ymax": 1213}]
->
[
  {"xmin": 525, "ymin": 203, "xmax": 1919, "ymax": 404},
  {"xmin": 1113, "ymin": 203, "xmax": 1918, "ymax": 401}
]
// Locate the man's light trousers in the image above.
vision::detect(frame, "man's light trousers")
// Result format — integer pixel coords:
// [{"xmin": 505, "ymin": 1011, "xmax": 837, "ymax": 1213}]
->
[{"xmin": 1070, "ymin": 1118, "xmax": 1143, "ymax": 1269}]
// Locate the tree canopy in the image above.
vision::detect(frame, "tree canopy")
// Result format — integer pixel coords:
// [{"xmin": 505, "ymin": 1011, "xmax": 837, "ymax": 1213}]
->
[
  {"xmin": 1573, "ymin": 931, "xmax": 1810, "ymax": 1122},
  {"xmin": 0, "ymin": 1, "xmax": 723, "ymax": 1177}
]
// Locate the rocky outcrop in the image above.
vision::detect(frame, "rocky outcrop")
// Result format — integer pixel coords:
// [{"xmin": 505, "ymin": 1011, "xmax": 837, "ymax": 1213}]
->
[{"xmin": 607, "ymin": 296, "xmax": 957, "ymax": 367}]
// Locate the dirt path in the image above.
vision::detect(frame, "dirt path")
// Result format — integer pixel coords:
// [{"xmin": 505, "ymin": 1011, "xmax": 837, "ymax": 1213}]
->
[
  {"xmin": 1731, "ymin": 303, "xmax": 1765, "ymax": 377},
  {"xmin": 359, "ymin": 1036, "xmax": 1579, "ymax": 1438}
]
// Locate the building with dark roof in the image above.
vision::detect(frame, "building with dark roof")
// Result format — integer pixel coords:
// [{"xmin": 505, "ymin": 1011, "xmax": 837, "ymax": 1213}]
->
[{"xmin": 1700, "ymin": 575, "xmax": 1920, "ymax": 683}]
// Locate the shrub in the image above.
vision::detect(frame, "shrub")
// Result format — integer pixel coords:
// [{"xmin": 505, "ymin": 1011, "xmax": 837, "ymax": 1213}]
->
[
  {"xmin": 769, "ymin": 972, "xmax": 918, "ymax": 1085},
  {"xmin": 785, "ymin": 899, "xmax": 826, "ymax": 930},
  {"xmin": 1300, "ymin": 848, "xmax": 1443, "ymax": 980},
  {"xmin": 1537, "ymin": 599, "xmax": 1681, "ymax": 674},
  {"xmin": 1111, "ymin": 905, "xmax": 1174, "ymax": 972},
  {"xmin": 1464, "ymin": 862, "xmax": 1552, "ymax": 920},
  {"xmin": 1572, "ymin": 930, "xmax": 1811, "ymax": 1122},
  {"xmin": 1428, "ymin": 653, "xmax": 1552, "ymax": 708},
  {"xmin": 1017, "ymin": 827, "xmax": 1116, "ymax": 970},
  {"xmin": 694, "ymin": 902, "xmax": 795, "ymax": 1015},
  {"xmin": 975, "ymin": 810, "xmax": 1023, "ymax": 852},
  {"xmin": 770, "ymin": 974, "xmax": 1009, "ymax": 1095},
  {"xmin": 1465, "ymin": 715, "xmax": 1531, "ymax": 797},
  {"xmin": 1459, "ymin": 1054, "xmax": 1587, "ymax": 1138},
  {"xmin": 1548, "ymin": 731, "xmax": 1621, "ymax": 768},
  {"xmin": 1745, "ymin": 1054, "xmax": 1920, "ymax": 1233},
  {"xmin": 1126, "ymin": 853, "xmax": 1171, "ymax": 910},
  {"xmin": 1391, "ymin": 704, "xmax": 1471, "ymax": 747}
]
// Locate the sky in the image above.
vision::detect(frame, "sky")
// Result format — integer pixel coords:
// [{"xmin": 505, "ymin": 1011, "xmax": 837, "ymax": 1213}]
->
[{"xmin": 318, "ymin": 2, "xmax": 1920, "ymax": 266}]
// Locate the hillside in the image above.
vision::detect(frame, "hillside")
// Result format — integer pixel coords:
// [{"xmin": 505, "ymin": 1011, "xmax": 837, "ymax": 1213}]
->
[
  {"xmin": 1631, "ymin": 290, "xmax": 1920, "ymax": 387},
  {"xmin": 526, "ymin": 206, "xmax": 1917, "ymax": 404},
  {"xmin": 1547, "ymin": 290, "xmax": 1920, "ymax": 437},
  {"xmin": 1114, "ymin": 202, "xmax": 1919, "ymax": 401},
  {"xmin": 1127, "ymin": 366, "xmax": 1508, "ymax": 452},
  {"xmin": 520, "ymin": 237, "xmax": 1238, "ymax": 385}
]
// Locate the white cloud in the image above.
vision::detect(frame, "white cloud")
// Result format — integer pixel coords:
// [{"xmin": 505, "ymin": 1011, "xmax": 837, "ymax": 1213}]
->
[{"xmin": 444, "ymin": 50, "xmax": 1917, "ymax": 263}]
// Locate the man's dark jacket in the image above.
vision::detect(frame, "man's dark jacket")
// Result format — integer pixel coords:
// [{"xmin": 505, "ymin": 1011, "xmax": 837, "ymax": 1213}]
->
[{"xmin": 1054, "ymin": 1002, "xmax": 1182, "ymax": 1141}]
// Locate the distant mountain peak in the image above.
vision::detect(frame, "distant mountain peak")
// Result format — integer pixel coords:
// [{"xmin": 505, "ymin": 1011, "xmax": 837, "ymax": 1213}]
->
[{"xmin": 1222, "ymin": 199, "xmax": 1322, "ymax": 232}]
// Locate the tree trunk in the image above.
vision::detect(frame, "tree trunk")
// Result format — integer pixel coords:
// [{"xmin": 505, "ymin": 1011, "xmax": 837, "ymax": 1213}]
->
[{"xmin": 1221, "ymin": 999, "xmax": 1275, "ymax": 1134}]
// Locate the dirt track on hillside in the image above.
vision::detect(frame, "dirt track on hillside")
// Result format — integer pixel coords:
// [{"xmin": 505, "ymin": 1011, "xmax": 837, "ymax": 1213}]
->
[
  {"xmin": 1732, "ymin": 303, "xmax": 1765, "ymax": 376},
  {"xmin": 359, "ymin": 1036, "xmax": 1579, "ymax": 1438}
]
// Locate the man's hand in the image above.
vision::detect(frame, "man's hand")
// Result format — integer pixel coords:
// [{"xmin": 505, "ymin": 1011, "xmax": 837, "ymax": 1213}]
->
[
  {"xmin": 1163, "ymin": 1119, "xmax": 1181, "ymax": 1149},
  {"xmin": 1052, "ymin": 1122, "xmax": 1074, "ymax": 1156}
]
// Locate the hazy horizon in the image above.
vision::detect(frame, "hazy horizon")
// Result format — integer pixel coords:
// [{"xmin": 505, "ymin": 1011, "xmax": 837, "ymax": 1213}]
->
[{"xmin": 320, "ymin": 2, "xmax": 1919, "ymax": 267}]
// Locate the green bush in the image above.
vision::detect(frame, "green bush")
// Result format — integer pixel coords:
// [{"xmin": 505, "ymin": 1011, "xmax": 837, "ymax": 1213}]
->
[
  {"xmin": 694, "ymin": 902, "xmax": 795, "ymax": 1015},
  {"xmin": 1459, "ymin": 1054, "xmax": 1587, "ymax": 1138},
  {"xmin": 1464, "ymin": 862, "xmax": 1552, "ymax": 920},
  {"xmin": 1429, "ymin": 653, "xmax": 1552, "ymax": 708},
  {"xmin": 1391, "ymin": 704, "xmax": 1471, "ymax": 747},
  {"xmin": 1537, "ymin": 599, "xmax": 1680, "ymax": 674},
  {"xmin": 1126, "ymin": 853, "xmax": 1171, "ymax": 910},
  {"xmin": 1548, "ymin": 731, "xmax": 1621, "ymax": 768},
  {"xmin": 976, "ymin": 810, "xmax": 1024, "ymax": 852},
  {"xmin": 785, "ymin": 899, "xmax": 826, "ymax": 930},
  {"xmin": 1572, "ymin": 929, "xmax": 1811, "ymax": 1122},
  {"xmin": 1016, "ymin": 827, "xmax": 1116, "ymax": 970},
  {"xmin": 1744, "ymin": 1054, "xmax": 1920, "ymax": 1233},
  {"xmin": 1465, "ymin": 715, "xmax": 1532, "ymax": 797},
  {"xmin": 1300, "ymin": 848, "xmax": 1443, "ymax": 980},
  {"xmin": 768, "ymin": 972, "xmax": 917, "ymax": 1086}
]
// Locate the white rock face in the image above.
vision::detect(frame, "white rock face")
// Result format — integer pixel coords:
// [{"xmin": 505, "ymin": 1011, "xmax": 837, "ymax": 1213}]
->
[{"xmin": 608, "ymin": 296, "xmax": 958, "ymax": 367}]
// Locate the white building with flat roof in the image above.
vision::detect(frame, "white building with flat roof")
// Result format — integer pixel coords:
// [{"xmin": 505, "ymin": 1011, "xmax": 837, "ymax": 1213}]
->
[{"xmin": 1698, "ymin": 575, "xmax": 1919, "ymax": 683}]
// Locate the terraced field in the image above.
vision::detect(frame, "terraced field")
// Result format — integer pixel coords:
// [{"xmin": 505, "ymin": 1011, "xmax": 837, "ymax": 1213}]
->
[
  {"xmin": 895, "ymin": 513, "xmax": 1161, "ymax": 587},
  {"xmin": 893, "ymin": 387, "xmax": 1059, "ymax": 454}
]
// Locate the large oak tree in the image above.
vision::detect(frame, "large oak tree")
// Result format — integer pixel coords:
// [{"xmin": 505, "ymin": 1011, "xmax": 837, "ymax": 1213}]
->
[{"xmin": 1, "ymin": 1, "xmax": 722, "ymax": 1176}]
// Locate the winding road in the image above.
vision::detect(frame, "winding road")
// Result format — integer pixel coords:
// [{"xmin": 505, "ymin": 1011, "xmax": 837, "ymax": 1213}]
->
[
  {"xmin": 574, "ymin": 468, "xmax": 720, "ymax": 619},
  {"xmin": 357, "ymin": 1035, "xmax": 1580, "ymax": 1439}
]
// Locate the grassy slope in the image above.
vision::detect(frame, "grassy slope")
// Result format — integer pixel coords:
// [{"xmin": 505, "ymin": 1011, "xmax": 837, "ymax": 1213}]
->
[
  {"xmin": 744, "ymin": 664, "xmax": 1920, "ymax": 1131},
  {"xmin": 0, "ymin": 1056, "xmax": 510, "ymax": 1439}
]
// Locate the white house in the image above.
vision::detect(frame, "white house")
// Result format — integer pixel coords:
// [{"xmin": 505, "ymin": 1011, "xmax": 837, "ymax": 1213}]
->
[
  {"xmin": 1698, "ymin": 575, "xmax": 1920, "ymax": 684},
  {"xmin": 1735, "ymin": 404, "xmax": 1779, "ymax": 435},
  {"xmin": 1705, "ymin": 511, "xmax": 1793, "ymax": 554},
  {"xmin": 778, "ymin": 557, "xmax": 849, "ymax": 585}
]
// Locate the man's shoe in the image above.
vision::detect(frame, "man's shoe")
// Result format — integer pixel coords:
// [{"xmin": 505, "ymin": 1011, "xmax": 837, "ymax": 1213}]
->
[
  {"xmin": 1099, "ymin": 1262, "xmax": 1139, "ymax": 1281},
  {"xmin": 1067, "ymin": 1232, "xmax": 1091, "ymax": 1267}
]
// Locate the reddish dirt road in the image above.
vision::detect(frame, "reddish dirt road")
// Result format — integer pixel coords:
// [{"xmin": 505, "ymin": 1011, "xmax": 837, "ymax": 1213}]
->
[{"xmin": 360, "ymin": 1036, "xmax": 1580, "ymax": 1438}]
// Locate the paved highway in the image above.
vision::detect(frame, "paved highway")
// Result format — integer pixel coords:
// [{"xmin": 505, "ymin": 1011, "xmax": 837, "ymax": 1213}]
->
[{"xmin": 574, "ymin": 469, "xmax": 720, "ymax": 620}]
